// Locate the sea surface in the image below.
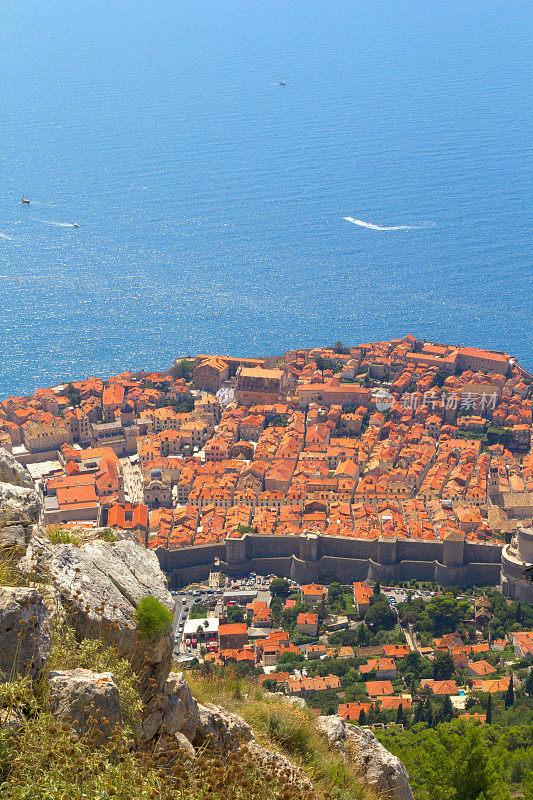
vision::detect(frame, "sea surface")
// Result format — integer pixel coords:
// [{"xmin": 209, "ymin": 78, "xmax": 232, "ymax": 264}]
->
[{"xmin": 0, "ymin": 0, "xmax": 531, "ymax": 396}]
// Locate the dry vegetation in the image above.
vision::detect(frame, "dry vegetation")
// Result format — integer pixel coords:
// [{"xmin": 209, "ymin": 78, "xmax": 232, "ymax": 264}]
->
[{"xmin": 186, "ymin": 669, "xmax": 379, "ymax": 800}]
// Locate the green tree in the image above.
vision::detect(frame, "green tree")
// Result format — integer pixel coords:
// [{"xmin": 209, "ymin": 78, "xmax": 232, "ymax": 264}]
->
[
  {"xmin": 269, "ymin": 578, "xmax": 291, "ymax": 597},
  {"xmin": 332, "ymin": 341, "xmax": 349, "ymax": 354},
  {"xmin": 433, "ymin": 650, "xmax": 455, "ymax": 681},
  {"xmin": 441, "ymin": 694, "xmax": 454, "ymax": 723},
  {"xmin": 364, "ymin": 599, "xmax": 396, "ymax": 630},
  {"xmin": 505, "ymin": 676, "xmax": 514, "ymax": 709},
  {"xmin": 171, "ymin": 358, "xmax": 193, "ymax": 381},
  {"xmin": 395, "ymin": 703, "xmax": 404, "ymax": 725},
  {"xmin": 486, "ymin": 692, "xmax": 492, "ymax": 725}
]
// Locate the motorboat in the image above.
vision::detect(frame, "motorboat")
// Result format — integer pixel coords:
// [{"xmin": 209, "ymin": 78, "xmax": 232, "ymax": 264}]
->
[
  {"xmin": 21, "ymin": 198, "xmax": 30, "ymax": 204},
  {"xmin": 278, "ymin": 80, "xmax": 286, "ymax": 86}
]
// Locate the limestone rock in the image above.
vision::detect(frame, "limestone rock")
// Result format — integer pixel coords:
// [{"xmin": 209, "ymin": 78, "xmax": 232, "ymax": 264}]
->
[
  {"xmin": 20, "ymin": 533, "xmax": 175, "ymax": 691},
  {"xmin": 246, "ymin": 741, "xmax": 314, "ymax": 791},
  {"xmin": 142, "ymin": 710, "xmax": 163, "ymax": 742},
  {"xmin": 48, "ymin": 668, "xmax": 122, "ymax": 742},
  {"xmin": 0, "ymin": 449, "xmax": 34, "ymax": 489},
  {"xmin": 154, "ymin": 731, "xmax": 196, "ymax": 760},
  {"xmin": 316, "ymin": 714, "xmax": 346, "ymax": 745},
  {"xmin": 316, "ymin": 716, "xmax": 413, "ymax": 800},
  {"xmin": 0, "ymin": 524, "xmax": 28, "ymax": 559},
  {"xmin": 0, "ymin": 483, "xmax": 40, "ymax": 526},
  {"xmin": 162, "ymin": 672, "xmax": 200, "ymax": 741},
  {"xmin": 0, "ymin": 587, "xmax": 51, "ymax": 682},
  {"xmin": 193, "ymin": 702, "xmax": 253, "ymax": 753}
]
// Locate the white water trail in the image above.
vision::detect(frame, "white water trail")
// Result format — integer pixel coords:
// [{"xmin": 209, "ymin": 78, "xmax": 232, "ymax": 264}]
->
[
  {"xmin": 35, "ymin": 218, "xmax": 79, "ymax": 228},
  {"xmin": 0, "ymin": 233, "xmax": 13, "ymax": 240},
  {"xmin": 343, "ymin": 216, "xmax": 434, "ymax": 231}
]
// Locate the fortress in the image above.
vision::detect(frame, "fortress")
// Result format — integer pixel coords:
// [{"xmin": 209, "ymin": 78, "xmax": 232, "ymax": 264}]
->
[{"xmin": 156, "ymin": 532, "xmax": 503, "ymax": 588}]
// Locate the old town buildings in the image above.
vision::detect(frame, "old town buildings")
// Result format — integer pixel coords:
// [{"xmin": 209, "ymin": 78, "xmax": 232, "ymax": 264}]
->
[{"xmin": 0, "ymin": 336, "xmax": 531, "ymax": 554}]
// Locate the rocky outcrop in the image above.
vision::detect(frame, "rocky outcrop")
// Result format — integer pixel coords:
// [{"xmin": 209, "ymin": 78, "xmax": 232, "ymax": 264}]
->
[
  {"xmin": 317, "ymin": 715, "xmax": 413, "ymax": 800},
  {"xmin": 245, "ymin": 741, "xmax": 314, "ymax": 791},
  {"xmin": 0, "ymin": 476, "xmax": 412, "ymax": 800},
  {"xmin": 0, "ymin": 524, "xmax": 29, "ymax": 559},
  {"xmin": 193, "ymin": 701, "xmax": 253, "ymax": 753},
  {"xmin": 48, "ymin": 668, "xmax": 122, "ymax": 742},
  {"xmin": 0, "ymin": 587, "xmax": 51, "ymax": 682},
  {"xmin": 20, "ymin": 532, "xmax": 175, "ymax": 692},
  {"xmin": 0, "ymin": 449, "xmax": 34, "ymax": 489},
  {"xmin": 0, "ymin": 483, "xmax": 40, "ymax": 527}
]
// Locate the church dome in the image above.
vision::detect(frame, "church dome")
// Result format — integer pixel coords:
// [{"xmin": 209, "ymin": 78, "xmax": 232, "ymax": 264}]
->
[
  {"xmin": 150, "ymin": 468, "xmax": 162, "ymax": 480},
  {"xmin": 121, "ymin": 403, "xmax": 133, "ymax": 413}
]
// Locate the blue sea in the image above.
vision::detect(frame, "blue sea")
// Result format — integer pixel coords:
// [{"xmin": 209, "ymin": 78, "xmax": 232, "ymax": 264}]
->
[{"xmin": 1, "ymin": 0, "xmax": 531, "ymax": 396}]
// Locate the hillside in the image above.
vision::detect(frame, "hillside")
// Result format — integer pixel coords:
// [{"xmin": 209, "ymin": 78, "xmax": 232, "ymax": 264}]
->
[{"xmin": 0, "ymin": 455, "xmax": 412, "ymax": 800}]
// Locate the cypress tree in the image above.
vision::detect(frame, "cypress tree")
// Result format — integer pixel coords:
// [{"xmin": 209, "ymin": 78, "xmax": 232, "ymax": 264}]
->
[
  {"xmin": 504, "ymin": 675, "xmax": 514, "ymax": 709},
  {"xmin": 358, "ymin": 708, "xmax": 366, "ymax": 724},
  {"xmin": 486, "ymin": 692, "xmax": 492, "ymax": 724},
  {"xmin": 395, "ymin": 703, "xmax": 404, "ymax": 725},
  {"xmin": 414, "ymin": 701, "xmax": 423, "ymax": 723},
  {"xmin": 442, "ymin": 694, "xmax": 454, "ymax": 723}
]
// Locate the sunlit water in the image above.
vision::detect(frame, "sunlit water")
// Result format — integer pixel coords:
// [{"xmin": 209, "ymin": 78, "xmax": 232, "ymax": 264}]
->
[{"xmin": 0, "ymin": 0, "xmax": 531, "ymax": 395}]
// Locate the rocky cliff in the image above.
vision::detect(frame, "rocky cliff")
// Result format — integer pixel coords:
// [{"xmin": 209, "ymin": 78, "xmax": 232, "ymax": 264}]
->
[{"xmin": 0, "ymin": 450, "xmax": 413, "ymax": 800}]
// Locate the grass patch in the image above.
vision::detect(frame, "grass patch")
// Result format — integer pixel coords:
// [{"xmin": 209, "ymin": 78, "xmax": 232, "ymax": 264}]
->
[
  {"xmin": 0, "ymin": 549, "xmax": 27, "ymax": 588},
  {"xmin": 134, "ymin": 596, "xmax": 173, "ymax": 639},
  {"xmin": 186, "ymin": 670, "xmax": 379, "ymax": 800},
  {"xmin": 98, "ymin": 527, "xmax": 118, "ymax": 543},
  {"xmin": 46, "ymin": 525, "xmax": 80, "ymax": 546}
]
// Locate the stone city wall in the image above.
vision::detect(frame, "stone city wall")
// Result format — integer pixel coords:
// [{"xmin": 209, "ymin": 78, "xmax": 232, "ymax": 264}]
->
[{"xmin": 158, "ymin": 533, "xmax": 502, "ymax": 588}]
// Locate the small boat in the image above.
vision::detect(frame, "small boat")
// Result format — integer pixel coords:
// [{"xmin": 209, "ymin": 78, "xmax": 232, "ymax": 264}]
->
[
  {"xmin": 278, "ymin": 80, "xmax": 286, "ymax": 86},
  {"xmin": 21, "ymin": 198, "xmax": 30, "ymax": 204},
  {"xmin": 73, "ymin": 223, "xmax": 79, "ymax": 228}
]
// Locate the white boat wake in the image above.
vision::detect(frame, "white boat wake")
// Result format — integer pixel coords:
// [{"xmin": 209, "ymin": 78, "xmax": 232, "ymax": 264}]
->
[
  {"xmin": 0, "ymin": 232, "xmax": 13, "ymax": 240},
  {"xmin": 343, "ymin": 216, "xmax": 434, "ymax": 231},
  {"xmin": 35, "ymin": 219, "xmax": 79, "ymax": 228}
]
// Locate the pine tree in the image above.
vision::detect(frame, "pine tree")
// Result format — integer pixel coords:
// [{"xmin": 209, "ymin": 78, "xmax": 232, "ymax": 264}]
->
[
  {"xmin": 486, "ymin": 692, "xmax": 492, "ymax": 724},
  {"xmin": 504, "ymin": 675, "xmax": 514, "ymax": 709}
]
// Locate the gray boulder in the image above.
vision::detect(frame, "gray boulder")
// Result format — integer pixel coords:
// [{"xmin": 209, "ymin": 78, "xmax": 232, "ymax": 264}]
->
[
  {"xmin": 0, "ymin": 524, "xmax": 28, "ymax": 559},
  {"xmin": 20, "ymin": 533, "xmax": 175, "ymax": 692},
  {"xmin": 0, "ymin": 483, "xmax": 40, "ymax": 526},
  {"xmin": 246, "ymin": 741, "xmax": 314, "ymax": 791},
  {"xmin": 193, "ymin": 702, "xmax": 253, "ymax": 753},
  {"xmin": 0, "ymin": 449, "xmax": 34, "ymax": 489},
  {"xmin": 154, "ymin": 730, "xmax": 197, "ymax": 760},
  {"xmin": 160, "ymin": 672, "xmax": 200, "ymax": 741},
  {"xmin": 317, "ymin": 716, "xmax": 413, "ymax": 800},
  {"xmin": 0, "ymin": 587, "xmax": 51, "ymax": 682},
  {"xmin": 48, "ymin": 668, "xmax": 122, "ymax": 743}
]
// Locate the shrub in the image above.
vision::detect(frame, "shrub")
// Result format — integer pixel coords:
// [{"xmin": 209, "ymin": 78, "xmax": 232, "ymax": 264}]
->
[
  {"xmin": 46, "ymin": 525, "xmax": 80, "ymax": 546},
  {"xmin": 134, "ymin": 596, "xmax": 173, "ymax": 639},
  {"xmin": 99, "ymin": 527, "xmax": 117, "ymax": 543}
]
